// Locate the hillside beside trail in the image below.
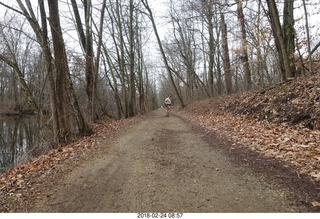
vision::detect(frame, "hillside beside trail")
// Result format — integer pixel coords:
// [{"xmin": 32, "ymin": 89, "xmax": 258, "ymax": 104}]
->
[
  {"xmin": 176, "ymin": 74, "xmax": 320, "ymax": 183},
  {"xmin": 0, "ymin": 74, "xmax": 319, "ymax": 212}
]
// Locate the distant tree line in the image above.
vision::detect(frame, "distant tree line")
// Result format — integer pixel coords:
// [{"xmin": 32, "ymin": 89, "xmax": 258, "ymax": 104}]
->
[{"xmin": 154, "ymin": 0, "xmax": 320, "ymax": 104}]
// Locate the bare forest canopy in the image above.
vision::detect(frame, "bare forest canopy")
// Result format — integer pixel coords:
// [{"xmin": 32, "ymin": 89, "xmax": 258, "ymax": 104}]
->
[{"xmin": 0, "ymin": 0, "xmax": 319, "ymax": 146}]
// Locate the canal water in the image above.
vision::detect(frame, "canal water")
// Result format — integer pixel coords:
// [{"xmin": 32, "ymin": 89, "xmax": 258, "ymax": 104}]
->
[{"xmin": 0, "ymin": 116, "xmax": 42, "ymax": 170}]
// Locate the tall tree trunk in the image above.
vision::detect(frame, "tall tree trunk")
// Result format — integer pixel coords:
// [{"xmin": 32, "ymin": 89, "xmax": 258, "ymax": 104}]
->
[
  {"xmin": 48, "ymin": 0, "xmax": 71, "ymax": 142},
  {"xmin": 38, "ymin": 0, "xmax": 59, "ymax": 143},
  {"xmin": 136, "ymin": 12, "xmax": 146, "ymax": 114},
  {"xmin": 94, "ymin": 0, "xmax": 107, "ymax": 121},
  {"xmin": 84, "ymin": 0, "xmax": 95, "ymax": 122},
  {"xmin": 128, "ymin": 0, "xmax": 136, "ymax": 117},
  {"xmin": 283, "ymin": 0, "xmax": 296, "ymax": 76},
  {"xmin": 220, "ymin": 13, "xmax": 233, "ymax": 94},
  {"xmin": 105, "ymin": 1, "xmax": 125, "ymax": 118},
  {"xmin": 256, "ymin": 0, "xmax": 264, "ymax": 86},
  {"xmin": 302, "ymin": 0, "xmax": 313, "ymax": 73},
  {"xmin": 116, "ymin": 0, "xmax": 128, "ymax": 118},
  {"xmin": 71, "ymin": 0, "xmax": 96, "ymax": 122},
  {"xmin": 236, "ymin": 0, "xmax": 252, "ymax": 90},
  {"xmin": 48, "ymin": 0, "xmax": 92, "ymax": 142},
  {"xmin": 266, "ymin": 0, "xmax": 293, "ymax": 80},
  {"xmin": 206, "ymin": 4, "xmax": 215, "ymax": 97}
]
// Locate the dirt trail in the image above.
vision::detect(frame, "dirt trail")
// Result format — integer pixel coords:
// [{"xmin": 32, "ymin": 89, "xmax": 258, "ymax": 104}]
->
[{"xmin": 25, "ymin": 109, "xmax": 310, "ymax": 212}]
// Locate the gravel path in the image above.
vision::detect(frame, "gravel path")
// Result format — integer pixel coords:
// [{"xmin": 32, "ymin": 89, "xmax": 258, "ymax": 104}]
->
[{"xmin": 25, "ymin": 109, "xmax": 310, "ymax": 212}]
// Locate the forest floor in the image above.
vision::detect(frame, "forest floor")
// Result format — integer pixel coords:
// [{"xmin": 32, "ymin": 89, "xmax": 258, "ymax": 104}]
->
[{"xmin": 0, "ymin": 74, "xmax": 319, "ymax": 212}]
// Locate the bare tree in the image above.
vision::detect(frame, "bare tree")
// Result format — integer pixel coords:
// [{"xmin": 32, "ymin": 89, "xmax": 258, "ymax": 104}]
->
[
  {"xmin": 283, "ymin": 0, "xmax": 296, "ymax": 75},
  {"xmin": 115, "ymin": 0, "xmax": 129, "ymax": 118},
  {"xmin": 301, "ymin": 0, "xmax": 313, "ymax": 73},
  {"xmin": 47, "ymin": 0, "xmax": 92, "ymax": 142},
  {"xmin": 93, "ymin": 0, "xmax": 107, "ymax": 120},
  {"xmin": 128, "ymin": 0, "xmax": 136, "ymax": 117},
  {"xmin": 70, "ymin": 0, "xmax": 96, "ymax": 122},
  {"xmin": 0, "ymin": 25, "xmax": 40, "ymax": 114},
  {"xmin": 236, "ymin": 0, "xmax": 252, "ymax": 90},
  {"xmin": 220, "ymin": 12, "xmax": 232, "ymax": 94},
  {"xmin": 202, "ymin": 0, "xmax": 216, "ymax": 96},
  {"xmin": 135, "ymin": 4, "xmax": 147, "ymax": 114},
  {"xmin": 266, "ymin": 0, "xmax": 293, "ymax": 80},
  {"xmin": 48, "ymin": 0, "xmax": 73, "ymax": 141},
  {"xmin": 142, "ymin": 0, "xmax": 185, "ymax": 108}
]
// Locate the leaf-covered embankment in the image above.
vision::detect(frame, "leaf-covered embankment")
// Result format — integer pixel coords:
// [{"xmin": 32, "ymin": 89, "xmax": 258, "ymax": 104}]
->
[{"xmin": 176, "ymin": 74, "xmax": 320, "ymax": 184}]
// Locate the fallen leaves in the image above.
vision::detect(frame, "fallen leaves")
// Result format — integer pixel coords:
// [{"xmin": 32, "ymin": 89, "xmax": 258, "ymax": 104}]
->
[
  {"xmin": 224, "ymin": 75, "xmax": 320, "ymax": 130},
  {"xmin": 0, "ymin": 116, "xmax": 138, "ymax": 212},
  {"xmin": 176, "ymin": 74, "xmax": 320, "ymax": 182}
]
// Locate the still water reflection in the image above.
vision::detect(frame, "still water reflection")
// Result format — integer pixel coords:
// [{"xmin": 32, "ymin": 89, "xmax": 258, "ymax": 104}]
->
[{"xmin": 0, "ymin": 116, "xmax": 41, "ymax": 170}]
